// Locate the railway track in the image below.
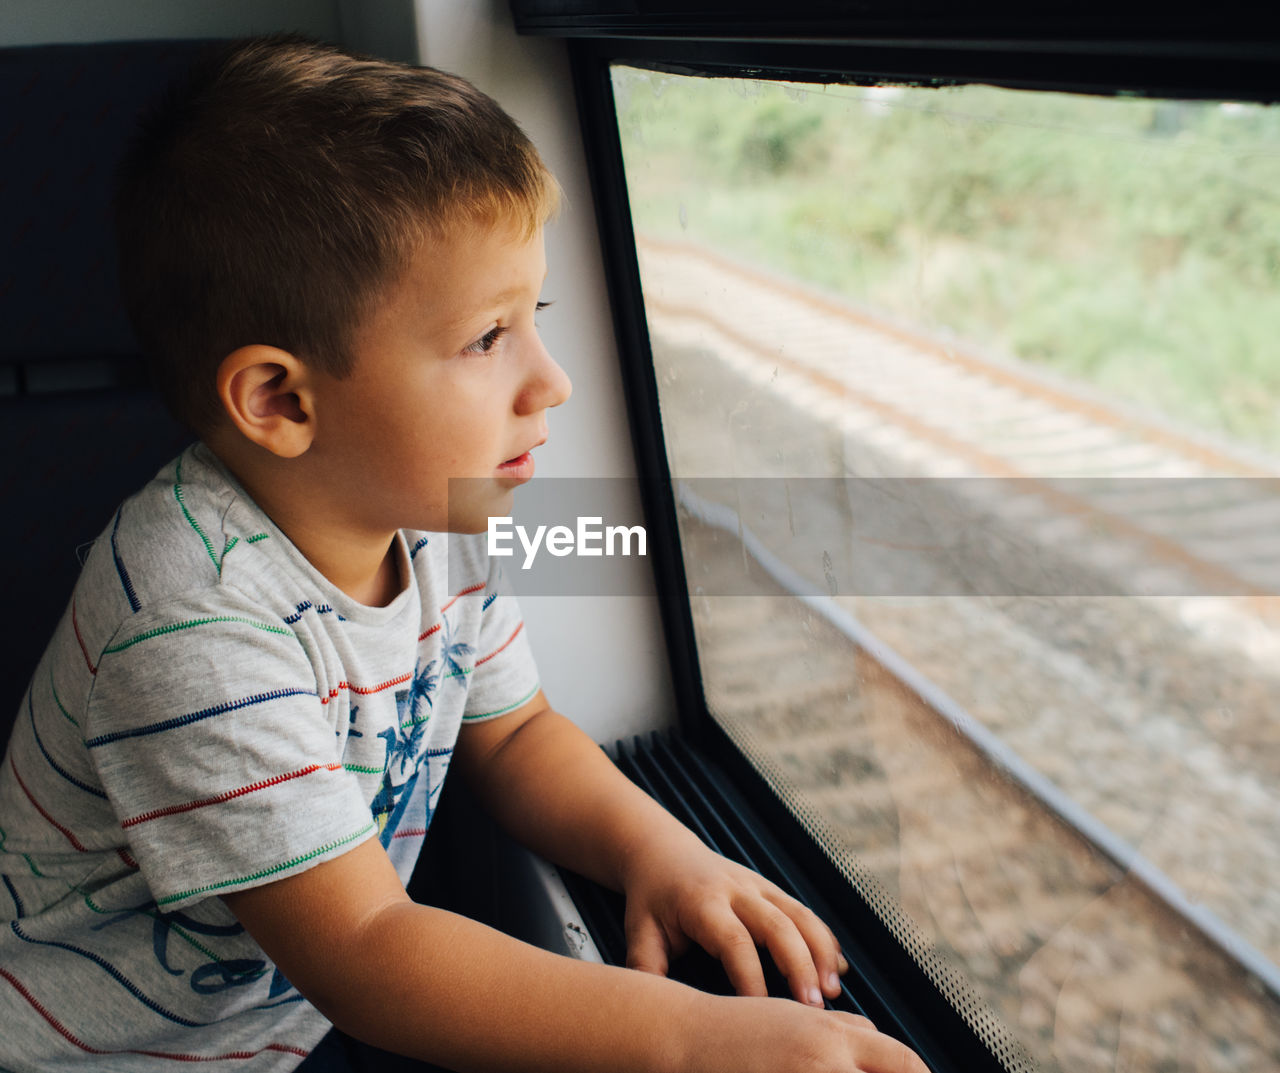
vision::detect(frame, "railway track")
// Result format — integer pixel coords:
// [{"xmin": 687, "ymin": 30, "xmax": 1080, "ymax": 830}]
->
[
  {"xmin": 684, "ymin": 519, "xmax": 1280, "ymax": 1073},
  {"xmin": 635, "ymin": 236, "xmax": 1280, "ymax": 1071},
  {"xmin": 639, "ymin": 235, "xmax": 1280, "ymax": 613}
]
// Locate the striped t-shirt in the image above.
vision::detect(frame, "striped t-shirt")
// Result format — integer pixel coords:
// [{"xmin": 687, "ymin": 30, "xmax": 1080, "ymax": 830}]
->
[{"xmin": 0, "ymin": 443, "xmax": 540, "ymax": 1070}]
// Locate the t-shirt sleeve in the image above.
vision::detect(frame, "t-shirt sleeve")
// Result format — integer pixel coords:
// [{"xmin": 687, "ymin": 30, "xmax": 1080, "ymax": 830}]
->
[
  {"xmin": 461, "ymin": 554, "xmax": 540, "ymax": 723},
  {"xmin": 83, "ymin": 589, "xmax": 376, "ymax": 911}
]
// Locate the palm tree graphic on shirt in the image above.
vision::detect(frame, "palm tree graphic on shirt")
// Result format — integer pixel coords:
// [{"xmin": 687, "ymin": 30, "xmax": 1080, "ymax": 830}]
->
[
  {"xmin": 405, "ymin": 656, "xmax": 439, "ymax": 725},
  {"xmin": 370, "ymin": 615, "xmax": 474, "ymax": 842},
  {"xmin": 371, "ymin": 656, "xmax": 436, "ymax": 841},
  {"xmin": 439, "ymin": 614, "xmax": 473, "ymax": 687}
]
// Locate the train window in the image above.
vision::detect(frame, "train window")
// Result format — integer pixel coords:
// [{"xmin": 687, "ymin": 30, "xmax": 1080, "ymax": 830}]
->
[{"xmin": 608, "ymin": 66, "xmax": 1280, "ymax": 1070}]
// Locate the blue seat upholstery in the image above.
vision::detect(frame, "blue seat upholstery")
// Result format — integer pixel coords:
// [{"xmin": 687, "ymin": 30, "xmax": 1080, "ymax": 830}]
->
[{"xmin": 0, "ymin": 42, "xmax": 210, "ymax": 739}]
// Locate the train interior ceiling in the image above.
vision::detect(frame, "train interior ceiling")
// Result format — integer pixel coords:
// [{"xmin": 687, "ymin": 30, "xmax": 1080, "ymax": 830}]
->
[{"xmin": 3, "ymin": 2, "xmax": 1279, "ymax": 1071}]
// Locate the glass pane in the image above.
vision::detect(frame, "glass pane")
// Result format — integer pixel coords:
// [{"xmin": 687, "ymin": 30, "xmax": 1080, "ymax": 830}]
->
[{"xmin": 613, "ymin": 65, "xmax": 1280, "ymax": 1072}]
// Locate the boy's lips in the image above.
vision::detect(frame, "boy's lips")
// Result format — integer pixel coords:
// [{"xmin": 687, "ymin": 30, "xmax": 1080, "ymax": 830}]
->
[
  {"xmin": 496, "ymin": 439, "xmax": 545, "ymax": 480},
  {"xmin": 496, "ymin": 452, "xmax": 535, "ymax": 482}
]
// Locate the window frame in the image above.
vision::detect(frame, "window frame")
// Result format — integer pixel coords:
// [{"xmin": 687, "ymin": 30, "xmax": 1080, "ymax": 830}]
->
[{"xmin": 513, "ymin": 5, "xmax": 1280, "ymax": 1070}]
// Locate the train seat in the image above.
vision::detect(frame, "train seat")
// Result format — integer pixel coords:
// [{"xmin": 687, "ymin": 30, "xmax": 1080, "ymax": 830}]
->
[{"xmin": 0, "ymin": 41, "xmax": 199, "ymax": 742}]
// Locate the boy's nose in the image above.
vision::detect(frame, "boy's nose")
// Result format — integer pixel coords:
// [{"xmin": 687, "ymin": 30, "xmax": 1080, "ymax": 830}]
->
[
  {"xmin": 519, "ymin": 341, "xmax": 573, "ymax": 414},
  {"xmin": 545, "ymin": 353, "xmax": 572, "ymax": 409}
]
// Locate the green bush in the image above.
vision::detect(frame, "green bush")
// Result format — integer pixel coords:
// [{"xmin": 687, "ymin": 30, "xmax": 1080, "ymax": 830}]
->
[{"xmin": 614, "ymin": 70, "xmax": 1280, "ymax": 453}]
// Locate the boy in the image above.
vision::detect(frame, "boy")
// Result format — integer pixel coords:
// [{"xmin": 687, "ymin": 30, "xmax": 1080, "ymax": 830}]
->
[{"xmin": 0, "ymin": 36, "xmax": 926, "ymax": 1073}]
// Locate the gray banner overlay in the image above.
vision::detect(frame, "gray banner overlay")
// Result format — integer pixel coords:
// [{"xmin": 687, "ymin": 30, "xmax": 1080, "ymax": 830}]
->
[
  {"xmin": 448, "ymin": 477, "xmax": 655, "ymax": 597},
  {"xmin": 448, "ymin": 477, "xmax": 1280, "ymax": 598}
]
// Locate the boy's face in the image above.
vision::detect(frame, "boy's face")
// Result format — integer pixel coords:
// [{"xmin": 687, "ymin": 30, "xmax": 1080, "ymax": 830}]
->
[{"xmin": 310, "ymin": 220, "xmax": 571, "ymax": 536}]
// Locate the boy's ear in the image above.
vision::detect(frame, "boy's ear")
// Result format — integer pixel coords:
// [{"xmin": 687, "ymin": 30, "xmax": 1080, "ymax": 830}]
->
[{"xmin": 216, "ymin": 345, "xmax": 317, "ymax": 459}]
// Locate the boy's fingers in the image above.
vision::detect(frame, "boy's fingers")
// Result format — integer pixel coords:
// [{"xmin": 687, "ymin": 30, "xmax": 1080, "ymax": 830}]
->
[
  {"xmin": 624, "ymin": 912, "xmax": 670, "ymax": 977},
  {"xmin": 832, "ymin": 1012, "xmax": 931, "ymax": 1073},
  {"xmin": 765, "ymin": 890, "xmax": 846, "ymax": 996},
  {"xmin": 690, "ymin": 908, "xmax": 768, "ymax": 997},
  {"xmin": 844, "ymin": 1026, "xmax": 932, "ymax": 1073},
  {"xmin": 739, "ymin": 898, "xmax": 826, "ymax": 1006}
]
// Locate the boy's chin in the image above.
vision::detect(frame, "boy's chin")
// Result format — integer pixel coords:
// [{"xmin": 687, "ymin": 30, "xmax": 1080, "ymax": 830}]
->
[
  {"xmin": 447, "ymin": 517, "xmax": 495, "ymax": 536},
  {"xmin": 444, "ymin": 490, "xmax": 517, "ymax": 535}
]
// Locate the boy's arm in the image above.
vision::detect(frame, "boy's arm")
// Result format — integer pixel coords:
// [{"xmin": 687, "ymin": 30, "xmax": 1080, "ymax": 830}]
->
[
  {"xmin": 223, "ymin": 822, "xmax": 926, "ymax": 1073},
  {"xmin": 453, "ymin": 691, "xmax": 846, "ymax": 1007}
]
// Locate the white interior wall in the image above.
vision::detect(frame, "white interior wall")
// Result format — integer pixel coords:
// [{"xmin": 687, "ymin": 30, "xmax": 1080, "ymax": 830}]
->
[{"xmin": 406, "ymin": 0, "xmax": 675, "ymax": 741}]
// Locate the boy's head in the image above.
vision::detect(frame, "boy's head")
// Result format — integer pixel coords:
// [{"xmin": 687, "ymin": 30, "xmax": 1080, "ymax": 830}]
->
[{"xmin": 114, "ymin": 34, "xmax": 560, "ymax": 434}]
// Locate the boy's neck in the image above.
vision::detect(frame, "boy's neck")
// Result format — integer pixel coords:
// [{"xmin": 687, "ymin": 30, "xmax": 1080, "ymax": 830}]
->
[
  {"xmin": 284, "ymin": 521, "xmax": 405, "ymax": 608},
  {"xmin": 207, "ymin": 440, "xmax": 407, "ymax": 608}
]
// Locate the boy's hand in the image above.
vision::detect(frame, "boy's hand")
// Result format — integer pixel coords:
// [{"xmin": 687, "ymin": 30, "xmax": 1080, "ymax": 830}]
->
[
  {"xmin": 223, "ymin": 836, "xmax": 926, "ymax": 1072},
  {"xmin": 621, "ymin": 835, "xmax": 848, "ymax": 1007},
  {"xmin": 681, "ymin": 993, "xmax": 931, "ymax": 1073},
  {"xmin": 458, "ymin": 700, "xmax": 850, "ymax": 1007}
]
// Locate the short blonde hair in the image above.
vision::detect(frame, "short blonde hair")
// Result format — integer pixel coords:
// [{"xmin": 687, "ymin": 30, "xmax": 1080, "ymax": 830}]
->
[{"xmin": 115, "ymin": 34, "xmax": 560, "ymax": 432}]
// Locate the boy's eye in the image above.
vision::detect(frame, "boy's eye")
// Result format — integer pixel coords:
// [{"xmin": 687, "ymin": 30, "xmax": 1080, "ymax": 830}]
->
[
  {"xmin": 462, "ymin": 302, "xmax": 551, "ymax": 356},
  {"xmin": 462, "ymin": 325, "xmax": 508, "ymax": 356}
]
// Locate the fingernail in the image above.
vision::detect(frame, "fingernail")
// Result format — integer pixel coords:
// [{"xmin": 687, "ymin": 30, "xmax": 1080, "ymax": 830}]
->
[
  {"xmin": 837, "ymin": 954, "xmax": 849, "ymax": 974},
  {"xmin": 826, "ymin": 972, "xmax": 840, "ymax": 992},
  {"xmin": 807, "ymin": 987, "xmax": 823, "ymax": 1007}
]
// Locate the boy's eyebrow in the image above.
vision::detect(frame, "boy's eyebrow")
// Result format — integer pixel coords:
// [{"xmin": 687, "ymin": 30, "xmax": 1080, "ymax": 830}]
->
[
  {"xmin": 445, "ymin": 274, "xmax": 551, "ymax": 329},
  {"xmin": 488, "ymin": 284, "xmax": 534, "ymax": 304}
]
